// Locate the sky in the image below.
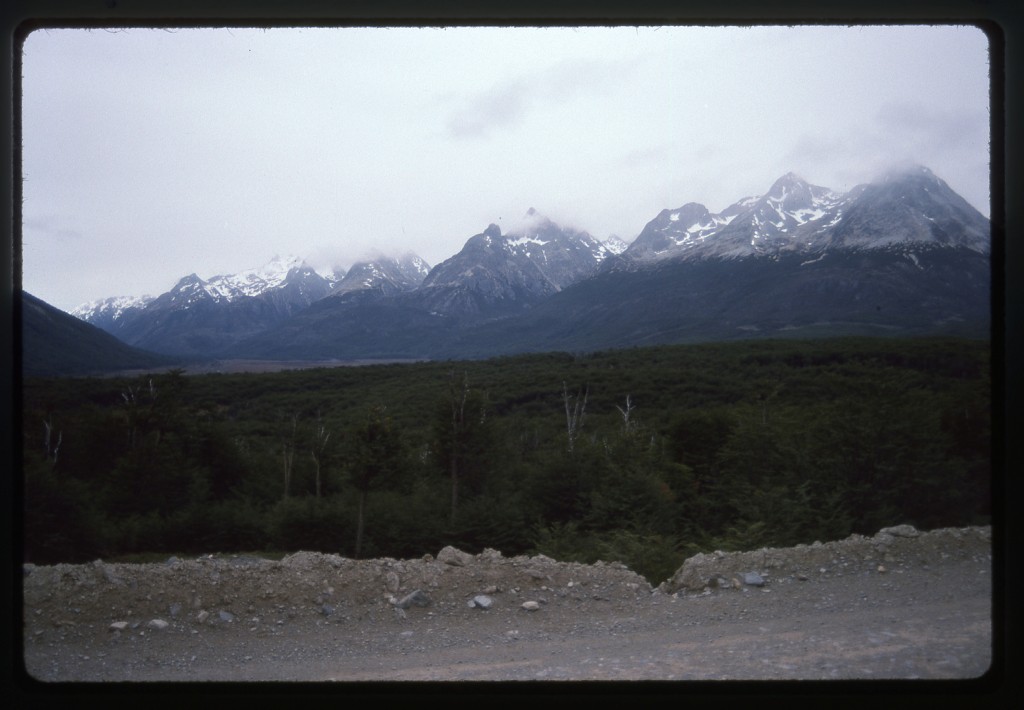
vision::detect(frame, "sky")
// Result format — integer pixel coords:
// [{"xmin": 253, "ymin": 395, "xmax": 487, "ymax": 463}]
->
[{"xmin": 19, "ymin": 24, "xmax": 991, "ymax": 312}]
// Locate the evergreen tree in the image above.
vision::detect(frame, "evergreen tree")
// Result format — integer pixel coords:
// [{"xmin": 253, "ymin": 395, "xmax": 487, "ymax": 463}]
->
[{"xmin": 348, "ymin": 404, "xmax": 405, "ymax": 558}]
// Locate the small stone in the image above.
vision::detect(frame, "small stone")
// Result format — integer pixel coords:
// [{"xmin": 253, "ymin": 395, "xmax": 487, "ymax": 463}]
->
[
  {"xmin": 147, "ymin": 619, "xmax": 169, "ymax": 630},
  {"xmin": 471, "ymin": 595, "xmax": 494, "ymax": 610},
  {"xmin": 218, "ymin": 610, "xmax": 236, "ymax": 623},
  {"xmin": 742, "ymin": 572, "xmax": 765, "ymax": 587},
  {"xmin": 521, "ymin": 601, "xmax": 541, "ymax": 611},
  {"xmin": 877, "ymin": 565, "xmax": 887, "ymax": 573},
  {"xmin": 437, "ymin": 546, "xmax": 473, "ymax": 566},
  {"xmin": 109, "ymin": 621, "xmax": 128, "ymax": 632},
  {"xmin": 392, "ymin": 589, "xmax": 431, "ymax": 609},
  {"xmin": 196, "ymin": 610, "xmax": 209, "ymax": 623}
]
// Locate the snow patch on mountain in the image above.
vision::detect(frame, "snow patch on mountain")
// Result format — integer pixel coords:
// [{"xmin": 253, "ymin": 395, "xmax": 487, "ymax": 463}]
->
[
  {"xmin": 619, "ymin": 165, "xmax": 982, "ymax": 266},
  {"xmin": 204, "ymin": 255, "xmax": 304, "ymax": 301},
  {"xmin": 71, "ymin": 294, "xmax": 154, "ymax": 322}
]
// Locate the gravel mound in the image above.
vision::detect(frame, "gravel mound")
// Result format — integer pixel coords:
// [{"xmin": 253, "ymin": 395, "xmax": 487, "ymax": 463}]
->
[
  {"xmin": 20, "ymin": 524, "xmax": 995, "ymax": 683},
  {"xmin": 22, "ymin": 546, "xmax": 653, "ymax": 631},
  {"xmin": 659, "ymin": 524, "xmax": 992, "ymax": 593}
]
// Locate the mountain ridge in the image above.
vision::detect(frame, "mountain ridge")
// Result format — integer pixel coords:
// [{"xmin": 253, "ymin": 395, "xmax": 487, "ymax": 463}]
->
[{"xmin": 44, "ymin": 163, "xmax": 990, "ymax": 371}]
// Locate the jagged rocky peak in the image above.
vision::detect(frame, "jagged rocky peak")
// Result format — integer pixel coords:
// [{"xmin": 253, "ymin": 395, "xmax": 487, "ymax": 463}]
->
[
  {"xmin": 331, "ymin": 250, "xmax": 430, "ymax": 297},
  {"xmin": 514, "ymin": 207, "xmax": 554, "ymax": 230},
  {"xmin": 172, "ymin": 273, "xmax": 205, "ymax": 291},
  {"xmin": 766, "ymin": 172, "xmax": 810, "ymax": 202},
  {"xmin": 602, "ymin": 234, "xmax": 629, "ymax": 254},
  {"xmin": 767, "ymin": 171, "xmax": 805, "ymax": 191},
  {"xmin": 396, "ymin": 251, "xmax": 431, "ymax": 278},
  {"xmin": 622, "ymin": 201, "xmax": 727, "ymax": 261},
  {"xmin": 457, "ymin": 224, "xmax": 504, "ymax": 253},
  {"xmin": 70, "ymin": 293, "xmax": 154, "ymax": 329},
  {"xmin": 761, "ymin": 172, "xmax": 842, "ymax": 212},
  {"xmin": 619, "ymin": 164, "xmax": 988, "ymax": 265},
  {"xmin": 419, "ymin": 209, "xmax": 610, "ymax": 303},
  {"xmin": 660, "ymin": 203, "xmax": 712, "ymax": 226},
  {"xmin": 821, "ymin": 163, "xmax": 990, "ymax": 253}
]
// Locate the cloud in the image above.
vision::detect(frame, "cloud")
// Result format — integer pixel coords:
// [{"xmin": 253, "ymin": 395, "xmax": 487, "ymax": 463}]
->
[
  {"xmin": 780, "ymin": 97, "xmax": 989, "ymax": 203},
  {"xmin": 22, "ymin": 215, "xmax": 84, "ymax": 243},
  {"xmin": 444, "ymin": 57, "xmax": 639, "ymax": 140},
  {"xmin": 873, "ymin": 100, "xmax": 988, "ymax": 153},
  {"xmin": 445, "ymin": 79, "xmax": 532, "ymax": 138}
]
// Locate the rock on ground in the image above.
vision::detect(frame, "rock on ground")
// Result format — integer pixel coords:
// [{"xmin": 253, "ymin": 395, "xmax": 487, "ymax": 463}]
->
[{"xmin": 19, "ymin": 525, "xmax": 996, "ymax": 684}]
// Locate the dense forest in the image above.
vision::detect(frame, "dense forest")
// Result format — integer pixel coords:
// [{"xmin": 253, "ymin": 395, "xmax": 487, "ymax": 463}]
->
[{"xmin": 20, "ymin": 337, "xmax": 992, "ymax": 584}]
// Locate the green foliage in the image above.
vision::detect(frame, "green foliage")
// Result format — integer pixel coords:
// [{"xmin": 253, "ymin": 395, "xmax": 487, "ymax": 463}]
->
[
  {"xmin": 532, "ymin": 523, "xmax": 689, "ymax": 586},
  {"xmin": 431, "ymin": 372, "xmax": 498, "ymax": 524},
  {"xmin": 23, "ymin": 454, "xmax": 105, "ymax": 563},
  {"xmin": 348, "ymin": 404, "xmax": 406, "ymax": 493},
  {"xmin": 268, "ymin": 497, "xmax": 349, "ymax": 553},
  {"xmin": 20, "ymin": 337, "xmax": 993, "ymax": 576}
]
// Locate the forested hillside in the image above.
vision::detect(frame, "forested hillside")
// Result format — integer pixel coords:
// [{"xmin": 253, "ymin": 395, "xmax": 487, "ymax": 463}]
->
[{"xmin": 21, "ymin": 337, "xmax": 991, "ymax": 584}]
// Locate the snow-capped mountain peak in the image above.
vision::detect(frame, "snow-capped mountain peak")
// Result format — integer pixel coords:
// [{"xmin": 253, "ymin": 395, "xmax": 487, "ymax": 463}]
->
[
  {"xmin": 204, "ymin": 254, "xmax": 305, "ymax": 301},
  {"xmin": 329, "ymin": 251, "xmax": 431, "ymax": 298},
  {"xmin": 622, "ymin": 170, "xmax": 872, "ymax": 263},
  {"xmin": 70, "ymin": 293, "xmax": 154, "ymax": 323},
  {"xmin": 601, "ymin": 235, "xmax": 629, "ymax": 255}
]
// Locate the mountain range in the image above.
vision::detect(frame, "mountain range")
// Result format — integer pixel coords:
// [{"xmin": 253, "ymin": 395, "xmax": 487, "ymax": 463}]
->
[{"xmin": 28, "ymin": 163, "xmax": 990, "ymax": 375}]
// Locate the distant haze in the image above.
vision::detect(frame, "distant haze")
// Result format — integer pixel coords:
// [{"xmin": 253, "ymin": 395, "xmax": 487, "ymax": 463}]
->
[{"xmin": 19, "ymin": 25, "xmax": 991, "ymax": 312}]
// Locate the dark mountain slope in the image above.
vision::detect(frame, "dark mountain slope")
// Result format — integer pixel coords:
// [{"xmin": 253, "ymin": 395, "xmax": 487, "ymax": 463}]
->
[
  {"xmin": 434, "ymin": 245, "xmax": 991, "ymax": 358},
  {"xmin": 20, "ymin": 292, "xmax": 179, "ymax": 377}
]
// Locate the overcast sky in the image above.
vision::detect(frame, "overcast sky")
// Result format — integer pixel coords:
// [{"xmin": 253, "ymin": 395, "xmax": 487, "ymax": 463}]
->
[{"xmin": 19, "ymin": 24, "xmax": 991, "ymax": 312}]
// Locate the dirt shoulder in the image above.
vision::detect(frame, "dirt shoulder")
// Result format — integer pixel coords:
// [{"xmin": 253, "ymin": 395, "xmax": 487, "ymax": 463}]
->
[{"xmin": 17, "ymin": 525, "xmax": 997, "ymax": 684}]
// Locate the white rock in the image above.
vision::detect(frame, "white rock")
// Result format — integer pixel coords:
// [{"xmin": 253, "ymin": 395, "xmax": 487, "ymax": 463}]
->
[
  {"xmin": 521, "ymin": 601, "xmax": 540, "ymax": 611},
  {"xmin": 879, "ymin": 524, "xmax": 919, "ymax": 538},
  {"xmin": 742, "ymin": 572, "xmax": 765, "ymax": 586},
  {"xmin": 108, "ymin": 621, "xmax": 128, "ymax": 632},
  {"xmin": 147, "ymin": 619, "xmax": 169, "ymax": 630},
  {"xmin": 437, "ymin": 546, "xmax": 473, "ymax": 566}
]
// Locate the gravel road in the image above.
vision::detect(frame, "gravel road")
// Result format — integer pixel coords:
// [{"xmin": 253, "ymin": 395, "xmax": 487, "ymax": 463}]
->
[{"xmin": 17, "ymin": 526, "xmax": 999, "ymax": 686}]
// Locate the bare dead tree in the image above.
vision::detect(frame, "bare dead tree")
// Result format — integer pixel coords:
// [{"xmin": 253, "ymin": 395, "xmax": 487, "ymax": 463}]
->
[
  {"xmin": 563, "ymin": 381, "xmax": 588, "ymax": 453},
  {"xmin": 121, "ymin": 384, "xmax": 142, "ymax": 450},
  {"xmin": 282, "ymin": 413, "xmax": 298, "ymax": 499},
  {"xmin": 616, "ymin": 394, "xmax": 636, "ymax": 433},
  {"xmin": 448, "ymin": 371, "xmax": 470, "ymax": 525},
  {"xmin": 759, "ymin": 383, "xmax": 784, "ymax": 426},
  {"xmin": 311, "ymin": 411, "xmax": 331, "ymax": 499},
  {"xmin": 43, "ymin": 415, "xmax": 62, "ymax": 465}
]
